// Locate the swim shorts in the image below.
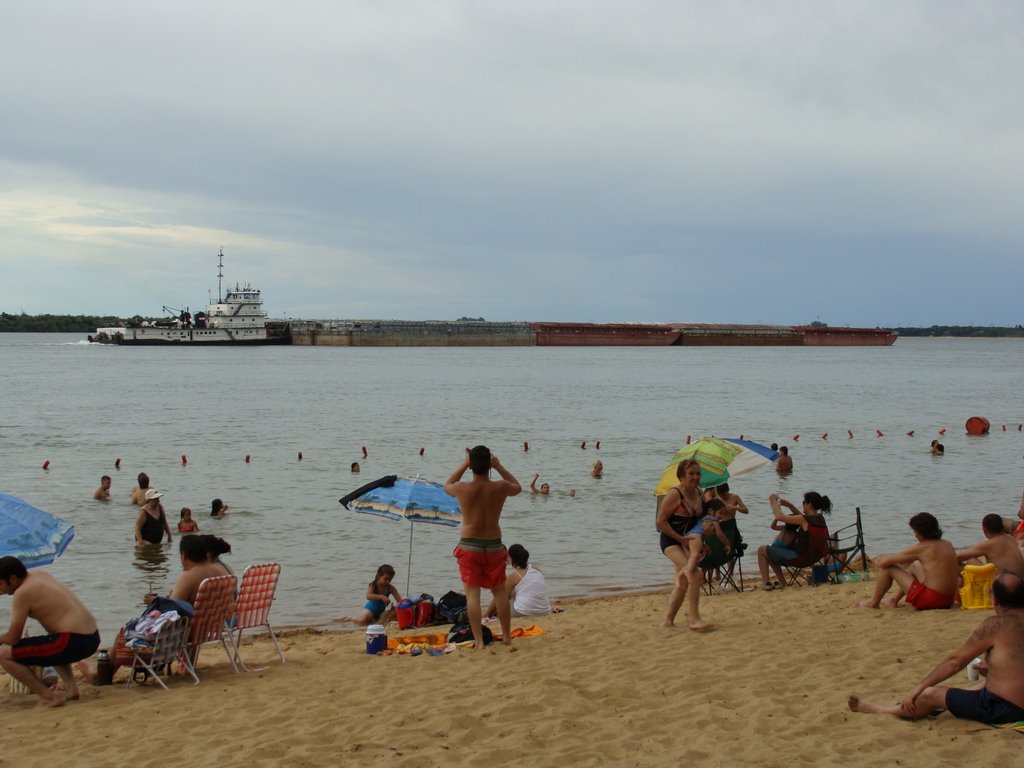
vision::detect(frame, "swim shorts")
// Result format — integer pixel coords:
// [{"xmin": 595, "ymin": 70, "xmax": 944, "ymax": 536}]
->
[
  {"xmin": 905, "ymin": 579, "xmax": 955, "ymax": 610},
  {"xmin": 12, "ymin": 630, "xmax": 101, "ymax": 667},
  {"xmin": 946, "ymin": 686, "xmax": 1024, "ymax": 724},
  {"xmin": 766, "ymin": 544, "xmax": 799, "ymax": 564},
  {"xmin": 454, "ymin": 539, "xmax": 507, "ymax": 589},
  {"xmin": 364, "ymin": 600, "xmax": 386, "ymax": 619}
]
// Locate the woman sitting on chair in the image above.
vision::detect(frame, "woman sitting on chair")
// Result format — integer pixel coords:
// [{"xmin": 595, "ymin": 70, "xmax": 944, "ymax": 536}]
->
[{"xmin": 757, "ymin": 492, "xmax": 831, "ymax": 590}]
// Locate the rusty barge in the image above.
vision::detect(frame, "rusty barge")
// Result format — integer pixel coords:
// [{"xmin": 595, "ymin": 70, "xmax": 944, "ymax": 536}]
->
[{"xmin": 282, "ymin": 320, "xmax": 897, "ymax": 347}]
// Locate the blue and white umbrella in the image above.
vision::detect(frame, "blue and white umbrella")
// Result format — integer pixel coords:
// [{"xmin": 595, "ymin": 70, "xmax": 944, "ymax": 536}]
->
[
  {"xmin": 0, "ymin": 493, "xmax": 75, "ymax": 568},
  {"xmin": 340, "ymin": 475, "xmax": 461, "ymax": 593}
]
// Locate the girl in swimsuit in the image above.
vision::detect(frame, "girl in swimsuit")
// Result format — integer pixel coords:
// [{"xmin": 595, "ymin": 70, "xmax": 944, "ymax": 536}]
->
[
  {"xmin": 342, "ymin": 564, "xmax": 402, "ymax": 626},
  {"xmin": 655, "ymin": 459, "xmax": 712, "ymax": 631}
]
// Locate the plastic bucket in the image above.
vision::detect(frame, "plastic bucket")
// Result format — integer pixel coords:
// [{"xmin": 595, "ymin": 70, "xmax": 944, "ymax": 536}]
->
[
  {"xmin": 396, "ymin": 600, "xmax": 415, "ymax": 629},
  {"xmin": 366, "ymin": 624, "xmax": 387, "ymax": 654}
]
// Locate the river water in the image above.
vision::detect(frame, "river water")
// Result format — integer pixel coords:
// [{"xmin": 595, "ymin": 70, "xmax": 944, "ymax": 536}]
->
[{"xmin": 1, "ymin": 333, "xmax": 1022, "ymax": 636}]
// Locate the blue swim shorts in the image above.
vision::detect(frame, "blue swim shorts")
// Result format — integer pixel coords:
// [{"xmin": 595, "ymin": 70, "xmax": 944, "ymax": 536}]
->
[
  {"xmin": 766, "ymin": 544, "xmax": 799, "ymax": 564},
  {"xmin": 945, "ymin": 687, "xmax": 1024, "ymax": 725}
]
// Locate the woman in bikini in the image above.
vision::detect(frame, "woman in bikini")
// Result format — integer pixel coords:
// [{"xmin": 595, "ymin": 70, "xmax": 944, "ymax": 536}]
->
[{"xmin": 655, "ymin": 459, "xmax": 713, "ymax": 631}]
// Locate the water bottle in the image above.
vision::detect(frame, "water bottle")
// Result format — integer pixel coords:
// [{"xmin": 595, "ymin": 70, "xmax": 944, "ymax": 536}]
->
[
  {"xmin": 966, "ymin": 657, "xmax": 982, "ymax": 682},
  {"xmin": 94, "ymin": 649, "xmax": 114, "ymax": 686}
]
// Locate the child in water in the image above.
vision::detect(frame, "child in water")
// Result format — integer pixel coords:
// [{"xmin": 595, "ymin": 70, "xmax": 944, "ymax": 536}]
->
[
  {"xmin": 177, "ymin": 507, "xmax": 199, "ymax": 533},
  {"xmin": 344, "ymin": 564, "xmax": 402, "ymax": 626}
]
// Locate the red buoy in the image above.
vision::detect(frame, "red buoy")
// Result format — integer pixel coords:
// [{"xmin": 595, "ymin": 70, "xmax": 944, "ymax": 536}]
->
[
  {"xmin": 181, "ymin": 454, "xmax": 187, "ymax": 465},
  {"xmin": 876, "ymin": 430, "xmax": 884, "ymax": 437},
  {"xmin": 42, "ymin": 460, "xmax": 50, "ymax": 470},
  {"xmin": 1019, "ymin": 424, "xmax": 1023, "ymax": 431},
  {"xmin": 581, "ymin": 441, "xmax": 587, "ymax": 449},
  {"xmin": 419, "ymin": 447, "xmax": 425, "ymax": 456},
  {"xmin": 965, "ymin": 416, "xmax": 990, "ymax": 436},
  {"xmin": 938, "ymin": 428, "xmax": 946, "ymax": 436},
  {"xmin": 686, "ymin": 435, "xmax": 691, "ymax": 445},
  {"xmin": 245, "ymin": 455, "xmax": 251, "ymax": 463},
  {"xmin": 523, "ymin": 441, "xmax": 529, "ymax": 452},
  {"xmin": 298, "ymin": 451, "xmax": 303, "ymax": 460},
  {"xmin": 792, "ymin": 435, "xmax": 799, "ymax": 441},
  {"xmin": 739, "ymin": 434, "xmax": 744, "ymax": 440},
  {"xmin": 1002, "ymin": 424, "xmax": 1008, "ymax": 432},
  {"xmin": 595, "ymin": 440, "xmax": 600, "ymax": 449},
  {"xmin": 906, "ymin": 430, "xmax": 915, "ymax": 437},
  {"xmin": 361, "ymin": 446, "xmax": 368, "ymax": 458},
  {"xmin": 847, "ymin": 430, "xmax": 854, "ymax": 439},
  {"xmin": 821, "ymin": 433, "xmax": 828, "ymax": 440},
  {"xmin": 114, "ymin": 457, "xmax": 121, "ymax": 469}
]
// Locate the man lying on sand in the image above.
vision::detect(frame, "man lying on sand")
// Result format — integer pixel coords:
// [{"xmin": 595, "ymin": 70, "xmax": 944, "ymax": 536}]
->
[
  {"xmin": 850, "ymin": 571, "xmax": 1024, "ymax": 724},
  {"xmin": 0, "ymin": 556, "xmax": 100, "ymax": 707},
  {"xmin": 857, "ymin": 512, "xmax": 959, "ymax": 610}
]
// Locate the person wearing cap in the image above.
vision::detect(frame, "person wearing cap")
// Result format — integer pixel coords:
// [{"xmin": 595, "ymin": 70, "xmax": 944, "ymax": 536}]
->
[{"xmin": 134, "ymin": 488, "xmax": 172, "ymax": 546}]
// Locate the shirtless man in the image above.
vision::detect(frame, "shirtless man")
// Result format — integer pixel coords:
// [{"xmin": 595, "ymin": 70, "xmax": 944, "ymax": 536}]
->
[
  {"xmin": 591, "ymin": 460, "xmax": 604, "ymax": 478},
  {"xmin": 775, "ymin": 446, "xmax": 793, "ymax": 474},
  {"xmin": 93, "ymin": 475, "xmax": 112, "ymax": 501},
  {"xmin": 849, "ymin": 571, "xmax": 1024, "ymax": 724},
  {"xmin": 445, "ymin": 446, "xmax": 522, "ymax": 649},
  {"xmin": 529, "ymin": 473, "xmax": 550, "ymax": 495},
  {"xmin": 857, "ymin": 512, "xmax": 959, "ymax": 610},
  {"xmin": 0, "ymin": 556, "xmax": 100, "ymax": 707},
  {"xmin": 957, "ymin": 514, "xmax": 1024, "ymax": 575},
  {"xmin": 128, "ymin": 472, "xmax": 151, "ymax": 506}
]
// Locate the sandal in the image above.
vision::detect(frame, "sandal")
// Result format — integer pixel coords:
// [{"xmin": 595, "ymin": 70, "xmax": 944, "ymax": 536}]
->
[{"xmin": 762, "ymin": 583, "xmax": 775, "ymax": 591}]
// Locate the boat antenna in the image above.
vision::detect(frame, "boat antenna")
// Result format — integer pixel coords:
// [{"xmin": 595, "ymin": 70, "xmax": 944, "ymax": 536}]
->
[{"xmin": 217, "ymin": 248, "xmax": 224, "ymax": 303}]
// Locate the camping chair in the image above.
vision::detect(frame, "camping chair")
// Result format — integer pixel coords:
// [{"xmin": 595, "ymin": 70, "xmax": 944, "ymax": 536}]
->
[
  {"xmin": 230, "ymin": 562, "xmax": 285, "ymax": 671},
  {"xmin": 187, "ymin": 574, "xmax": 239, "ymax": 676},
  {"xmin": 700, "ymin": 519, "xmax": 746, "ymax": 594},
  {"xmin": 125, "ymin": 616, "xmax": 198, "ymax": 689},
  {"xmin": 781, "ymin": 524, "xmax": 831, "ymax": 586},
  {"xmin": 825, "ymin": 507, "xmax": 869, "ymax": 584}
]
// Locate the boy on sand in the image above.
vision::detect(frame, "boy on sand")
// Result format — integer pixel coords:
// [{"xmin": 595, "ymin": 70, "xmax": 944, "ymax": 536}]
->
[
  {"xmin": 0, "ymin": 556, "xmax": 100, "ymax": 707},
  {"xmin": 445, "ymin": 446, "xmax": 522, "ymax": 649},
  {"xmin": 850, "ymin": 571, "xmax": 1024, "ymax": 724},
  {"xmin": 857, "ymin": 512, "xmax": 959, "ymax": 610}
]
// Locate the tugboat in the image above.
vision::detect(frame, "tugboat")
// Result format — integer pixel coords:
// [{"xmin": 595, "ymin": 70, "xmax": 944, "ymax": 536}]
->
[{"xmin": 88, "ymin": 251, "xmax": 290, "ymax": 345}]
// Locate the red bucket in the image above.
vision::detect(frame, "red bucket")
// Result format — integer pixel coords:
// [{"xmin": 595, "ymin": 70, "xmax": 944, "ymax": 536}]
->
[{"xmin": 395, "ymin": 601, "xmax": 415, "ymax": 629}]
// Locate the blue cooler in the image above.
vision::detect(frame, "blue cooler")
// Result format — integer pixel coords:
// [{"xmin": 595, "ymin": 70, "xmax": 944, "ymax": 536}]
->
[{"xmin": 366, "ymin": 624, "xmax": 387, "ymax": 654}]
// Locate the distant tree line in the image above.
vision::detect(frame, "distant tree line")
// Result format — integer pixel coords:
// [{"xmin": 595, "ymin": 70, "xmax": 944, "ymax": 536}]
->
[
  {"xmin": 0, "ymin": 312, "xmax": 144, "ymax": 332},
  {"xmin": 890, "ymin": 325, "xmax": 1024, "ymax": 338}
]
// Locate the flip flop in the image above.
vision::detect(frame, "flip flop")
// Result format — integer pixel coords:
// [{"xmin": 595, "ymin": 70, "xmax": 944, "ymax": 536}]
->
[{"xmin": 763, "ymin": 584, "xmax": 776, "ymax": 591}]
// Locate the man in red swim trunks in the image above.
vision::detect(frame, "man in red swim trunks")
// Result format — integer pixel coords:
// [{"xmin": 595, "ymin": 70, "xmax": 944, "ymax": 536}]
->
[
  {"xmin": 857, "ymin": 512, "xmax": 959, "ymax": 610},
  {"xmin": 0, "ymin": 556, "xmax": 100, "ymax": 707},
  {"xmin": 445, "ymin": 446, "xmax": 522, "ymax": 649}
]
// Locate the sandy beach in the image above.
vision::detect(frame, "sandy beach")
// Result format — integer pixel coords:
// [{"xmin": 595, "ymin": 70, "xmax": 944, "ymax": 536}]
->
[{"xmin": 1, "ymin": 578, "xmax": 1020, "ymax": 767}]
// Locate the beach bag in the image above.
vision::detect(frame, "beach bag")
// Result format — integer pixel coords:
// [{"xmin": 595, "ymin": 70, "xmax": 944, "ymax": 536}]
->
[
  {"xmin": 437, "ymin": 591, "xmax": 468, "ymax": 624},
  {"xmin": 414, "ymin": 596, "xmax": 436, "ymax": 628},
  {"xmin": 396, "ymin": 599, "xmax": 416, "ymax": 629},
  {"xmin": 447, "ymin": 623, "xmax": 492, "ymax": 646}
]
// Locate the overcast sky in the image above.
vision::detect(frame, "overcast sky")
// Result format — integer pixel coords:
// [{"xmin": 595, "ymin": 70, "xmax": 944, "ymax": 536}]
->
[{"xmin": 1, "ymin": 2, "xmax": 1021, "ymax": 326}]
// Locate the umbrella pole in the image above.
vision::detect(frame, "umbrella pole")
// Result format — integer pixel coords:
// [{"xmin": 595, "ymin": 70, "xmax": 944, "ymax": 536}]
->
[{"xmin": 406, "ymin": 523, "xmax": 414, "ymax": 596}]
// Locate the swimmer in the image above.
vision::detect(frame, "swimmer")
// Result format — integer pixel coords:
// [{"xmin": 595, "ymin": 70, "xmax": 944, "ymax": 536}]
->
[
  {"xmin": 93, "ymin": 475, "xmax": 111, "ymax": 501},
  {"xmin": 530, "ymin": 473, "xmax": 550, "ymax": 495}
]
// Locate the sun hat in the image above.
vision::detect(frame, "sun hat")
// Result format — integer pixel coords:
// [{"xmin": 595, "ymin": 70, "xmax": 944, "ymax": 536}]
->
[{"xmin": 144, "ymin": 489, "xmax": 164, "ymax": 500}]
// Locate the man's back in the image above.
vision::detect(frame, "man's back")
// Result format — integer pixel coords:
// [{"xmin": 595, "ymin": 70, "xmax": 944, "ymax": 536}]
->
[
  {"xmin": 172, "ymin": 562, "xmax": 228, "ymax": 606},
  {"xmin": 917, "ymin": 538, "xmax": 960, "ymax": 595},
  {"xmin": 20, "ymin": 571, "xmax": 97, "ymax": 635},
  {"xmin": 982, "ymin": 535, "xmax": 1024, "ymax": 574},
  {"xmin": 456, "ymin": 477, "xmax": 513, "ymax": 539}
]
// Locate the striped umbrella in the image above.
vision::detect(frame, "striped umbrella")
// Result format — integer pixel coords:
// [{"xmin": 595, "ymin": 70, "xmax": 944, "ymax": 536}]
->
[
  {"xmin": 0, "ymin": 493, "xmax": 75, "ymax": 568},
  {"xmin": 654, "ymin": 437, "xmax": 780, "ymax": 495}
]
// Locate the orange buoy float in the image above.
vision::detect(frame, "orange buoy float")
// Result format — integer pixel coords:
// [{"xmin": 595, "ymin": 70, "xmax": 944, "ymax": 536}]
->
[
  {"xmin": 419, "ymin": 447, "xmax": 425, "ymax": 456},
  {"xmin": 821, "ymin": 433, "xmax": 828, "ymax": 440},
  {"xmin": 739, "ymin": 434, "xmax": 744, "ymax": 440},
  {"xmin": 523, "ymin": 441, "xmax": 529, "ymax": 451},
  {"xmin": 581, "ymin": 441, "xmax": 587, "ymax": 449},
  {"xmin": 1002, "ymin": 424, "xmax": 1007, "ymax": 432},
  {"xmin": 876, "ymin": 430, "xmax": 884, "ymax": 437},
  {"xmin": 114, "ymin": 457, "xmax": 121, "ymax": 469},
  {"xmin": 181, "ymin": 455, "xmax": 187, "ymax": 465},
  {"xmin": 595, "ymin": 440, "xmax": 600, "ymax": 449},
  {"xmin": 847, "ymin": 430, "xmax": 854, "ymax": 439},
  {"xmin": 965, "ymin": 416, "xmax": 990, "ymax": 436},
  {"xmin": 42, "ymin": 460, "xmax": 50, "ymax": 470},
  {"xmin": 686, "ymin": 435, "xmax": 691, "ymax": 445},
  {"xmin": 245, "ymin": 455, "xmax": 251, "ymax": 463},
  {"xmin": 298, "ymin": 451, "xmax": 303, "ymax": 460},
  {"xmin": 906, "ymin": 430, "xmax": 915, "ymax": 437},
  {"xmin": 362, "ymin": 446, "xmax": 368, "ymax": 458},
  {"xmin": 792, "ymin": 435, "xmax": 799, "ymax": 441},
  {"xmin": 938, "ymin": 428, "xmax": 946, "ymax": 436},
  {"xmin": 1019, "ymin": 424, "xmax": 1023, "ymax": 431}
]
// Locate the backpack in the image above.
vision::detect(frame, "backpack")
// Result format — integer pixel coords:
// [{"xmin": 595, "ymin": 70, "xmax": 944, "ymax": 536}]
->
[
  {"xmin": 436, "ymin": 591, "xmax": 468, "ymax": 625},
  {"xmin": 447, "ymin": 623, "xmax": 493, "ymax": 646}
]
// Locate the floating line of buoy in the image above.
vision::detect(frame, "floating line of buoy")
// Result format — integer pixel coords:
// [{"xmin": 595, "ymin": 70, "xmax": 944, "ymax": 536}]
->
[
  {"xmin": 523, "ymin": 441, "xmax": 529, "ymax": 451},
  {"xmin": 245, "ymin": 455, "xmax": 251, "ymax": 463},
  {"xmin": 792, "ymin": 435, "xmax": 799, "ymax": 441},
  {"xmin": 181, "ymin": 455, "xmax": 187, "ymax": 465},
  {"xmin": 595, "ymin": 440, "xmax": 601, "ymax": 449},
  {"xmin": 821, "ymin": 433, "xmax": 828, "ymax": 440},
  {"xmin": 114, "ymin": 457, "xmax": 121, "ymax": 469},
  {"xmin": 298, "ymin": 451, "xmax": 303, "ymax": 461},
  {"xmin": 906, "ymin": 430, "xmax": 915, "ymax": 436},
  {"xmin": 965, "ymin": 416, "xmax": 990, "ymax": 436},
  {"xmin": 419, "ymin": 447, "xmax": 425, "ymax": 456},
  {"xmin": 42, "ymin": 460, "xmax": 50, "ymax": 470},
  {"xmin": 876, "ymin": 430, "xmax": 884, "ymax": 437},
  {"xmin": 581, "ymin": 441, "xmax": 587, "ymax": 449},
  {"xmin": 362, "ymin": 446, "xmax": 368, "ymax": 458},
  {"xmin": 848, "ymin": 430, "xmax": 854, "ymax": 439}
]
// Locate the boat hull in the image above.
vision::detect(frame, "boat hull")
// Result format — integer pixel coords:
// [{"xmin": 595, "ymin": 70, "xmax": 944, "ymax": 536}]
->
[{"xmin": 89, "ymin": 327, "xmax": 290, "ymax": 345}]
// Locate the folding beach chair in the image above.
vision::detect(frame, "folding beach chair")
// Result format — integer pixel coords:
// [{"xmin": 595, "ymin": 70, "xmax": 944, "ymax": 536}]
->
[
  {"xmin": 187, "ymin": 574, "xmax": 239, "ymax": 676},
  {"xmin": 125, "ymin": 616, "xmax": 198, "ymax": 689},
  {"xmin": 826, "ymin": 507, "xmax": 869, "ymax": 584},
  {"xmin": 230, "ymin": 562, "xmax": 285, "ymax": 671},
  {"xmin": 781, "ymin": 524, "xmax": 831, "ymax": 586},
  {"xmin": 700, "ymin": 519, "xmax": 746, "ymax": 594}
]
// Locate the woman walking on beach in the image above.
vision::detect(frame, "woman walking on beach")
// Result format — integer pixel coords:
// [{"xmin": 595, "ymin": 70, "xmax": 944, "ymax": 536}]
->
[{"xmin": 656, "ymin": 459, "xmax": 713, "ymax": 631}]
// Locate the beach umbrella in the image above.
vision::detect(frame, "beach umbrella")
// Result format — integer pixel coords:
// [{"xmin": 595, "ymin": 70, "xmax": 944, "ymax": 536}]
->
[
  {"xmin": 340, "ymin": 475, "xmax": 461, "ymax": 594},
  {"xmin": 654, "ymin": 437, "xmax": 780, "ymax": 495},
  {"xmin": 0, "ymin": 493, "xmax": 75, "ymax": 568}
]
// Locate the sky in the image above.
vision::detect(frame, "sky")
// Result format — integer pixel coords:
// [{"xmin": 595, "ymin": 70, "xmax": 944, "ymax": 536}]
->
[{"xmin": 1, "ymin": 1, "xmax": 1022, "ymax": 327}]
